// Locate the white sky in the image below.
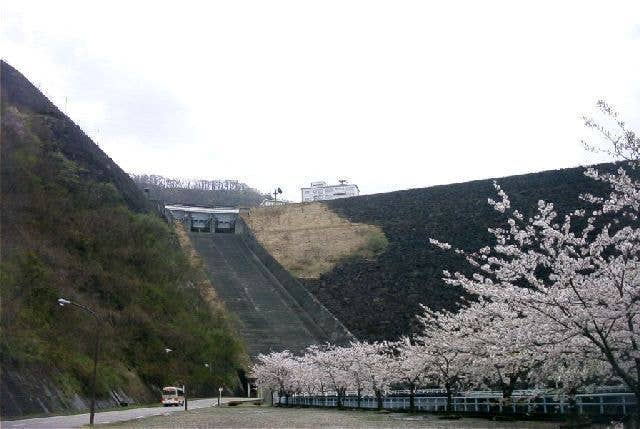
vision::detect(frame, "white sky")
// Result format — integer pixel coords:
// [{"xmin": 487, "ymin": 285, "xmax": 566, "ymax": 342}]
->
[{"xmin": 2, "ymin": 1, "xmax": 640, "ymax": 202}]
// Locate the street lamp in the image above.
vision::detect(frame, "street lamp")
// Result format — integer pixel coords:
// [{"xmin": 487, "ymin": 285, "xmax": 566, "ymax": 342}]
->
[
  {"xmin": 165, "ymin": 347, "xmax": 187, "ymax": 411},
  {"xmin": 57, "ymin": 298, "xmax": 100, "ymax": 426},
  {"xmin": 273, "ymin": 187, "xmax": 282, "ymax": 204}
]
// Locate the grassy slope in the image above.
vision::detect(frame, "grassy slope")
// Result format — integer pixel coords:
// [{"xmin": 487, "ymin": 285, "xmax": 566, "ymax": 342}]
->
[
  {"xmin": 0, "ymin": 61, "xmax": 247, "ymax": 417},
  {"xmin": 243, "ymin": 203, "xmax": 387, "ymax": 278}
]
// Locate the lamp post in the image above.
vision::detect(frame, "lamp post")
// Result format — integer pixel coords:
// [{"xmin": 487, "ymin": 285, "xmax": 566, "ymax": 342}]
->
[
  {"xmin": 273, "ymin": 187, "xmax": 282, "ymax": 204},
  {"xmin": 57, "ymin": 298, "xmax": 100, "ymax": 426},
  {"xmin": 165, "ymin": 348, "xmax": 187, "ymax": 410}
]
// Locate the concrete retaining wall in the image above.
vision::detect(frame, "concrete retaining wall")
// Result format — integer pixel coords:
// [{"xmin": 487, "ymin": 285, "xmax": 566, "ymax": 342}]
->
[{"xmin": 236, "ymin": 217, "xmax": 355, "ymax": 346}]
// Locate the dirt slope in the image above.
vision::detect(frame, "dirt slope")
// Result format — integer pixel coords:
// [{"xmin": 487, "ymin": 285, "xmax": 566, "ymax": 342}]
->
[{"xmin": 243, "ymin": 203, "xmax": 387, "ymax": 279}]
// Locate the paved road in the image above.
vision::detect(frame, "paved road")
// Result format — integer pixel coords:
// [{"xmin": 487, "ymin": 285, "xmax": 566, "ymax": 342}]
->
[{"xmin": 2, "ymin": 397, "xmax": 254, "ymax": 428}]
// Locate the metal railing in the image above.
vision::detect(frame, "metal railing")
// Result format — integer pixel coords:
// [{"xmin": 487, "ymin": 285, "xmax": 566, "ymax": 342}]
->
[{"xmin": 278, "ymin": 391, "xmax": 636, "ymax": 417}]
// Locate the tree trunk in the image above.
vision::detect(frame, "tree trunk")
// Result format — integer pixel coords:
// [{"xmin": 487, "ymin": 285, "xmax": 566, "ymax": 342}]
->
[
  {"xmin": 357, "ymin": 388, "xmax": 362, "ymax": 409},
  {"xmin": 501, "ymin": 381, "xmax": 514, "ymax": 399},
  {"xmin": 501, "ymin": 377, "xmax": 516, "ymax": 414},
  {"xmin": 375, "ymin": 389, "xmax": 384, "ymax": 410},
  {"xmin": 564, "ymin": 388, "xmax": 579, "ymax": 427},
  {"xmin": 409, "ymin": 384, "xmax": 416, "ymax": 413},
  {"xmin": 445, "ymin": 384, "xmax": 453, "ymax": 413}
]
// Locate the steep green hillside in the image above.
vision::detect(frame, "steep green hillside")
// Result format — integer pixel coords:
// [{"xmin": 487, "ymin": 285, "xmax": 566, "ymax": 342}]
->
[{"xmin": 0, "ymin": 61, "xmax": 247, "ymax": 417}]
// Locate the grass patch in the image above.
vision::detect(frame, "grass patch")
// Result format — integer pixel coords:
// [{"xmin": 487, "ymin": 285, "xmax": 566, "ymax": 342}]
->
[{"xmin": 243, "ymin": 203, "xmax": 388, "ymax": 279}]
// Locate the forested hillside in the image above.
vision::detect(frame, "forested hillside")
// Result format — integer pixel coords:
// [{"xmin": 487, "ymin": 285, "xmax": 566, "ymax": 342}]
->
[
  {"xmin": 132, "ymin": 174, "xmax": 265, "ymax": 207},
  {"xmin": 0, "ymin": 61, "xmax": 247, "ymax": 417}
]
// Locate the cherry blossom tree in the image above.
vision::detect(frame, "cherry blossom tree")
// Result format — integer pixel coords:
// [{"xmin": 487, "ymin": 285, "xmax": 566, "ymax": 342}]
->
[
  {"xmin": 253, "ymin": 350, "xmax": 297, "ymax": 405},
  {"xmin": 287, "ymin": 356, "xmax": 313, "ymax": 398},
  {"xmin": 530, "ymin": 338, "xmax": 610, "ymax": 418},
  {"xmin": 415, "ymin": 307, "xmax": 471, "ymax": 412},
  {"xmin": 394, "ymin": 338, "xmax": 433, "ymax": 412},
  {"xmin": 429, "ymin": 102, "xmax": 640, "ymax": 420},
  {"xmin": 340, "ymin": 342, "xmax": 369, "ymax": 408},
  {"xmin": 453, "ymin": 300, "xmax": 543, "ymax": 401},
  {"xmin": 347, "ymin": 341, "xmax": 398, "ymax": 410},
  {"xmin": 306, "ymin": 344, "xmax": 353, "ymax": 409},
  {"xmin": 252, "ymin": 102, "xmax": 640, "ymax": 424},
  {"xmin": 296, "ymin": 352, "xmax": 324, "ymax": 399}
]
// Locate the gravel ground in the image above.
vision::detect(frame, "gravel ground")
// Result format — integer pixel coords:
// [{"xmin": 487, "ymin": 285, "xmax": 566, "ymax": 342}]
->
[{"xmin": 99, "ymin": 404, "xmax": 564, "ymax": 428}]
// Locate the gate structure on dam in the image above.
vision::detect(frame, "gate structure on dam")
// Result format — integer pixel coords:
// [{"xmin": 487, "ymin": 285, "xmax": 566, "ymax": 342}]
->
[
  {"xmin": 166, "ymin": 205, "xmax": 354, "ymax": 356},
  {"xmin": 166, "ymin": 204, "xmax": 239, "ymax": 232}
]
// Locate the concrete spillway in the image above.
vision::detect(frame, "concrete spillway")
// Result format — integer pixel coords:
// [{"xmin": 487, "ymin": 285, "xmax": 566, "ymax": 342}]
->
[{"xmin": 190, "ymin": 233, "xmax": 341, "ymax": 356}]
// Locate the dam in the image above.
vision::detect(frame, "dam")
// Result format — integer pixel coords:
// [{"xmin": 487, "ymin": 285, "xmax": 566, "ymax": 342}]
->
[{"xmin": 167, "ymin": 205, "xmax": 353, "ymax": 356}]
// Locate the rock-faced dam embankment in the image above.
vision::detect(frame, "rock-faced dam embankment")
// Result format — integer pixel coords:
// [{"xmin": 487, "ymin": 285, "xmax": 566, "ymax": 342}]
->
[
  {"xmin": 241, "ymin": 167, "xmax": 629, "ymax": 342},
  {"xmin": 189, "ymin": 228, "xmax": 353, "ymax": 357}
]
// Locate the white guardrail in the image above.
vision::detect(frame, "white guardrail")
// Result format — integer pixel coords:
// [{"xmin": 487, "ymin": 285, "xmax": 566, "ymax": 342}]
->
[{"xmin": 278, "ymin": 389, "xmax": 636, "ymax": 416}]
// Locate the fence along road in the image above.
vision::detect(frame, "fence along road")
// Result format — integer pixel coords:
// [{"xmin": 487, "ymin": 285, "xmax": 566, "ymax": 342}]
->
[
  {"xmin": 282, "ymin": 391, "xmax": 636, "ymax": 418},
  {"xmin": 190, "ymin": 233, "xmax": 329, "ymax": 356}
]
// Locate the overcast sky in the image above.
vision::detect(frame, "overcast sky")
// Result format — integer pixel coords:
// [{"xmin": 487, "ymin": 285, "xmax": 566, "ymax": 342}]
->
[{"xmin": 3, "ymin": 1, "xmax": 640, "ymax": 201}]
